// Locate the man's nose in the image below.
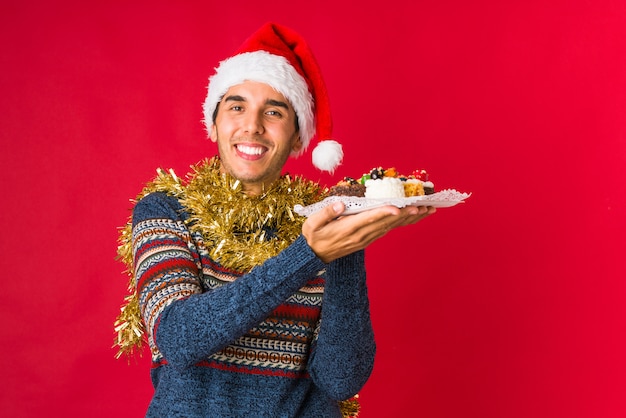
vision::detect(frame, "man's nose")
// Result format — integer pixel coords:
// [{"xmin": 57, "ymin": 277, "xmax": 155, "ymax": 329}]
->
[{"xmin": 242, "ymin": 112, "xmax": 264, "ymax": 135}]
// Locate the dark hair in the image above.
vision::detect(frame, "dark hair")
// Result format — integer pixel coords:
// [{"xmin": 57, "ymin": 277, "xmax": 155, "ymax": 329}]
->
[{"xmin": 212, "ymin": 103, "xmax": 219, "ymax": 124}]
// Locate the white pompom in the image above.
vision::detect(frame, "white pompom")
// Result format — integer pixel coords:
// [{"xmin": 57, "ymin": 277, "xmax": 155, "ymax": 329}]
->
[{"xmin": 311, "ymin": 140, "xmax": 343, "ymax": 173}]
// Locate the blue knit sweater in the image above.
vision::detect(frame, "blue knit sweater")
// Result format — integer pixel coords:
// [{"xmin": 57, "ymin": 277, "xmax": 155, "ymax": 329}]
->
[{"xmin": 132, "ymin": 192, "xmax": 376, "ymax": 417}]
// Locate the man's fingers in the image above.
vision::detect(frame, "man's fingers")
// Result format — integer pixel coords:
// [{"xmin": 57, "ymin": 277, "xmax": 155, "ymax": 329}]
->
[{"xmin": 305, "ymin": 201, "xmax": 346, "ymax": 231}]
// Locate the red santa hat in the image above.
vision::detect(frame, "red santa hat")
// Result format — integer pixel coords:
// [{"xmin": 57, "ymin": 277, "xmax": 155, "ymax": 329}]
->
[{"xmin": 202, "ymin": 22, "xmax": 343, "ymax": 173}]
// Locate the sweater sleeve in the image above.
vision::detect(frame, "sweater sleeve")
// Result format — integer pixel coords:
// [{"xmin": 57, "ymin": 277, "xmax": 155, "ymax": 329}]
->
[
  {"xmin": 132, "ymin": 192, "xmax": 327, "ymax": 370},
  {"xmin": 307, "ymin": 250, "xmax": 377, "ymax": 400}
]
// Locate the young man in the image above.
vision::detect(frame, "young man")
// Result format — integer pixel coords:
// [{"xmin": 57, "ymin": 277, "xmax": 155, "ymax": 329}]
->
[{"xmin": 116, "ymin": 23, "xmax": 434, "ymax": 417}]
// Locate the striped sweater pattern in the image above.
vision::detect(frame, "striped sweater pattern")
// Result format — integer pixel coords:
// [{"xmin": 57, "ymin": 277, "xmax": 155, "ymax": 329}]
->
[{"xmin": 133, "ymin": 210, "xmax": 325, "ymax": 377}]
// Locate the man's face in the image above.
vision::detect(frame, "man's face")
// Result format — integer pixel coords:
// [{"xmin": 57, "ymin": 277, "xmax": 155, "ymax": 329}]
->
[{"xmin": 210, "ymin": 81, "xmax": 302, "ymax": 195}]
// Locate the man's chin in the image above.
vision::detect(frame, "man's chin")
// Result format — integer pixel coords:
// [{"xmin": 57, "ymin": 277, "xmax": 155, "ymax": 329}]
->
[{"xmin": 229, "ymin": 166, "xmax": 269, "ymax": 183}]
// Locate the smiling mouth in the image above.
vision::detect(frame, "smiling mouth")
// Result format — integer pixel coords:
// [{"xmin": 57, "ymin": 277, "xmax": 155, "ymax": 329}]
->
[{"xmin": 236, "ymin": 144, "xmax": 266, "ymax": 157}]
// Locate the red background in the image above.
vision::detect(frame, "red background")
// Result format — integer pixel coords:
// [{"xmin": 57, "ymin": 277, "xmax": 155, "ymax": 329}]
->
[{"xmin": 2, "ymin": 1, "xmax": 625, "ymax": 417}]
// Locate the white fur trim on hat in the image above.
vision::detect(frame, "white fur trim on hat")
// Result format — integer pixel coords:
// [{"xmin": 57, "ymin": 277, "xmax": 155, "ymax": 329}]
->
[
  {"xmin": 312, "ymin": 140, "xmax": 343, "ymax": 173},
  {"xmin": 202, "ymin": 51, "xmax": 315, "ymax": 157}
]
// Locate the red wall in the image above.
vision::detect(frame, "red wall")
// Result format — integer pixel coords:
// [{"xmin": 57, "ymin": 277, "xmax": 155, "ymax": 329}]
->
[{"xmin": 2, "ymin": 1, "xmax": 625, "ymax": 417}]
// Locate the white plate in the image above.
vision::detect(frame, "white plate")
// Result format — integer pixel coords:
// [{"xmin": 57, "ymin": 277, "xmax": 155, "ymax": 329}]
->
[{"xmin": 294, "ymin": 189, "xmax": 471, "ymax": 217}]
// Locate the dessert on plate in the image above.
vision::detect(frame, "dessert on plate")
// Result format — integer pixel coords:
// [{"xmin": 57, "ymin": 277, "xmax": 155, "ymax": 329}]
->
[
  {"xmin": 329, "ymin": 166, "xmax": 435, "ymax": 198},
  {"xmin": 328, "ymin": 177, "xmax": 366, "ymax": 197}
]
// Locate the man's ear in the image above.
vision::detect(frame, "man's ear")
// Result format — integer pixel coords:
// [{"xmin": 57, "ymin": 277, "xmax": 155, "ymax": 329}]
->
[
  {"xmin": 209, "ymin": 125, "xmax": 218, "ymax": 143},
  {"xmin": 291, "ymin": 135, "xmax": 303, "ymax": 153}
]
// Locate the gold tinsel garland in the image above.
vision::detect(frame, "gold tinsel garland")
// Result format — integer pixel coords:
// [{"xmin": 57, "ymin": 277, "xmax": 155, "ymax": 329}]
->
[
  {"xmin": 113, "ymin": 156, "xmax": 359, "ymax": 416},
  {"xmin": 114, "ymin": 156, "xmax": 325, "ymax": 356}
]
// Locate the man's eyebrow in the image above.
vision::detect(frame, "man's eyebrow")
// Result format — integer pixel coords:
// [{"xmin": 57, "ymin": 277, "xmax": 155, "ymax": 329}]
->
[
  {"xmin": 223, "ymin": 95, "xmax": 246, "ymax": 103},
  {"xmin": 266, "ymin": 99, "xmax": 289, "ymax": 109},
  {"xmin": 222, "ymin": 96, "xmax": 289, "ymax": 110}
]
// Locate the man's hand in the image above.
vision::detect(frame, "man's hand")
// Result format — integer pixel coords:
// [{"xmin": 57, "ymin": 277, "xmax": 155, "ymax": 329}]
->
[{"xmin": 302, "ymin": 202, "xmax": 436, "ymax": 263}]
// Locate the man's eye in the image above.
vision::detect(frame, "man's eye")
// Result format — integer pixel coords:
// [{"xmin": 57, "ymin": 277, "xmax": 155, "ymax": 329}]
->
[
  {"xmin": 266, "ymin": 110, "xmax": 281, "ymax": 117},
  {"xmin": 231, "ymin": 106, "xmax": 243, "ymax": 111}
]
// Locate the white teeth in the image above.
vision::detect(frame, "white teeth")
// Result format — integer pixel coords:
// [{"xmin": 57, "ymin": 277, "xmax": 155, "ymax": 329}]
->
[{"xmin": 237, "ymin": 144, "xmax": 264, "ymax": 155}]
